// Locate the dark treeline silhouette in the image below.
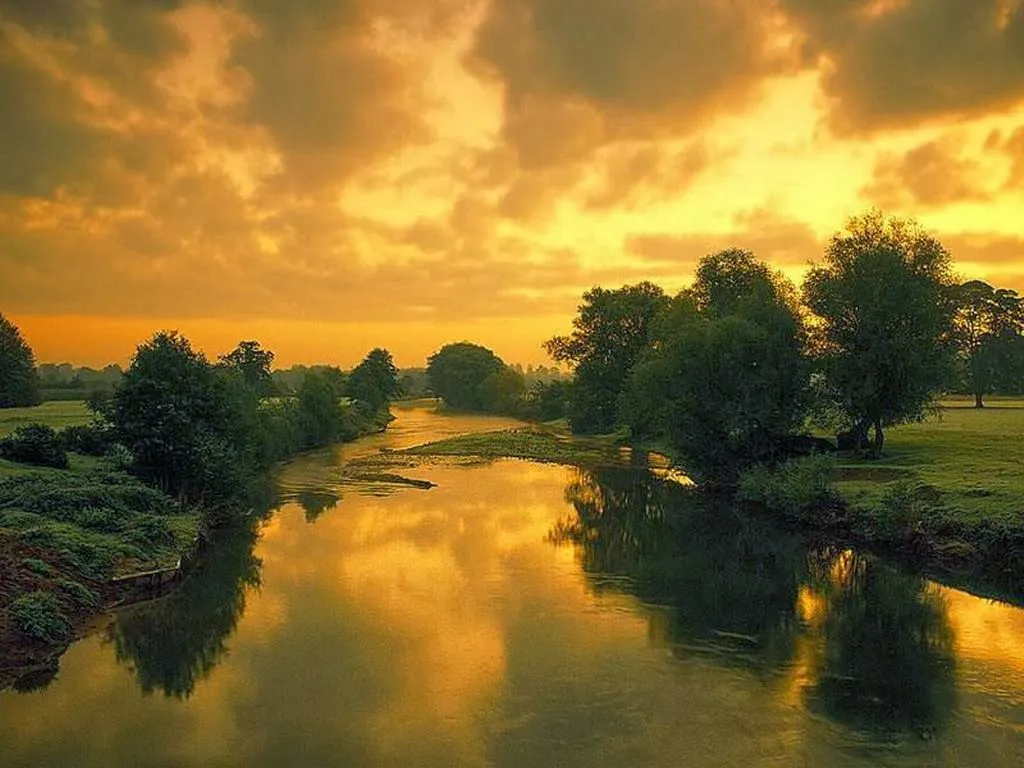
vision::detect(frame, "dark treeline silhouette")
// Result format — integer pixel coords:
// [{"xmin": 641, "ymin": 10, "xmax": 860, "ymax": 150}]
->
[
  {"xmin": 553, "ymin": 466, "xmax": 957, "ymax": 738},
  {"xmin": 0, "ymin": 312, "xmax": 40, "ymax": 407},
  {"xmin": 35, "ymin": 363, "xmax": 123, "ymax": 402},
  {"xmin": 547, "ymin": 212, "xmax": 1024, "ymax": 483}
]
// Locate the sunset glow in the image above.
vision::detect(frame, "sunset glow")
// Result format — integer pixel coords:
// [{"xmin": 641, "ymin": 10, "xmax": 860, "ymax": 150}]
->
[{"xmin": 2, "ymin": 0, "xmax": 1022, "ymax": 366}]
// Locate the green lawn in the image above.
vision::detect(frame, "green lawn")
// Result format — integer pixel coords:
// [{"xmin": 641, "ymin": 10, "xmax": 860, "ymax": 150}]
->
[
  {"xmin": 835, "ymin": 401, "xmax": 1024, "ymax": 526},
  {"xmin": 0, "ymin": 401, "xmax": 93, "ymax": 437}
]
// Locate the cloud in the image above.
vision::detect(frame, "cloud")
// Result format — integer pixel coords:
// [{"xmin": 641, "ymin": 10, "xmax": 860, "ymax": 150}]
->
[
  {"xmin": 467, "ymin": 0, "xmax": 790, "ymax": 167},
  {"xmin": 780, "ymin": 0, "xmax": 1024, "ymax": 133},
  {"xmin": 861, "ymin": 135, "xmax": 996, "ymax": 209},
  {"xmin": 626, "ymin": 209, "xmax": 824, "ymax": 277}
]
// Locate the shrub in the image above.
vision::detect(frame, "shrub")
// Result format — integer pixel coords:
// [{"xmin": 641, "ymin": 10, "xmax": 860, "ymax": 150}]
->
[
  {"xmin": 21, "ymin": 557, "xmax": 54, "ymax": 577},
  {"xmin": 54, "ymin": 579, "xmax": 100, "ymax": 611},
  {"xmin": 874, "ymin": 480, "xmax": 944, "ymax": 539},
  {"xmin": 738, "ymin": 454, "xmax": 837, "ymax": 521},
  {"xmin": 61, "ymin": 423, "xmax": 116, "ymax": 456},
  {"xmin": 9, "ymin": 591, "xmax": 72, "ymax": 644},
  {"xmin": 0, "ymin": 424, "xmax": 68, "ymax": 468}
]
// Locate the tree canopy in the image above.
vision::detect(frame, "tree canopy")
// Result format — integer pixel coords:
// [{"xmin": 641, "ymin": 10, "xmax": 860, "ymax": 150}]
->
[
  {"xmin": 545, "ymin": 282, "xmax": 668, "ymax": 434},
  {"xmin": 803, "ymin": 211, "xmax": 956, "ymax": 453},
  {"xmin": 951, "ymin": 280, "xmax": 1024, "ymax": 406},
  {"xmin": 0, "ymin": 312, "xmax": 41, "ymax": 408},
  {"xmin": 218, "ymin": 340, "xmax": 276, "ymax": 398},
  {"xmin": 347, "ymin": 348, "xmax": 400, "ymax": 414},
  {"xmin": 622, "ymin": 251, "xmax": 809, "ymax": 485},
  {"xmin": 426, "ymin": 342, "xmax": 523, "ymax": 413}
]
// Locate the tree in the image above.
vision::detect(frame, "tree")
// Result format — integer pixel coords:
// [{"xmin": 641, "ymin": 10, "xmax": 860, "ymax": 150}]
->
[
  {"xmin": 951, "ymin": 280, "xmax": 1024, "ymax": 407},
  {"xmin": 622, "ymin": 251, "xmax": 810, "ymax": 485},
  {"xmin": 545, "ymin": 282, "xmax": 668, "ymax": 434},
  {"xmin": 295, "ymin": 369, "xmax": 348, "ymax": 448},
  {"xmin": 0, "ymin": 312, "xmax": 41, "ymax": 407},
  {"xmin": 426, "ymin": 342, "xmax": 516, "ymax": 412},
  {"xmin": 218, "ymin": 340, "xmax": 276, "ymax": 398},
  {"xmin": 111, "ymin": 331, "xmax": 254, "ymax": 503},
  {"xmin": 347, "ymin": 348, "xmax": 400, "ymax": 414},
  {"xmin": 803, "ymin": 212, "xmax": 956, "ymax": 454}
]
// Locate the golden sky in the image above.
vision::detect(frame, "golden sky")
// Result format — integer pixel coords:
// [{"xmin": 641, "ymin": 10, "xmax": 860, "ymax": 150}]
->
[{"xmin": 1, "ymin": 0, "xmax": 1023, "ymax": 367}]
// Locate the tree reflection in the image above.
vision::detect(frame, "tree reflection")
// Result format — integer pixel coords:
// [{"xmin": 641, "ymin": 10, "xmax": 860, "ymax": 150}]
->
[
  {"xmin": 556, "ymin": 467, "xmax": 807, "ymax": 672},
  {"xmin": 295, "ymin": 488, "xmax": 340, "ymax": 522},
  {"xmin": 555, "ymin": 467, "xmax": 957, "ymax": 736},
  {"xmin": 106, "ymin": 521, "xmax": 263, "ymax": 699},
  {"xmin": 806, "ymin": 550, "xmax": 957, "ymax": 736}
]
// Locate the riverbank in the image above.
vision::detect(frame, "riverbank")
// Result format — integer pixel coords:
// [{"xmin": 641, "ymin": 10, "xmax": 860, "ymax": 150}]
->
[
  {"xmin": 396, "ymin": 406, "xmax": 1024, "ymax": 598},
  {"xmin": 0, "ymin": 400, "xmax": 394, "ymax": 691}
]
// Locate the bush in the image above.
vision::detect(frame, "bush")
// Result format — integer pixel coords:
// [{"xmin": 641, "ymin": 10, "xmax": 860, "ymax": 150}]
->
[
  {"xmin": 9, "ymin": 591, "xmax": 72, "ymax": 644},
  {"xmin": 0, "ymin": 424, "xmax": 68, "ymax": 468},
  {"xmin": 61, "ymin": 423, "xmax": 116, "ymax": 456},
  {"xmin": 21, "ymin": 557, "xmax": 54, "ymax": 577},
  {"xmin": 738, "ymin": 454, "xmax": 837, "ymax": 521},
  {"xmin": 875, "ymin": 480, "xmax": 944, "ymax": 538},
  {"xmin": 54, "ymin": 579, "xmax": 100, "ymax": 611}
]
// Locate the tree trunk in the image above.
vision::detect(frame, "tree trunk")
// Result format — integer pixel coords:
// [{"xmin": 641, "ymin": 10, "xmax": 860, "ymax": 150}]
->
[
  {"xmin": 975, "ymin": 391, "xmax": 984, "ymax": 408},
  {"xmin": 873, "ymin": 419, "xmax": 885, "ymax": 455}
]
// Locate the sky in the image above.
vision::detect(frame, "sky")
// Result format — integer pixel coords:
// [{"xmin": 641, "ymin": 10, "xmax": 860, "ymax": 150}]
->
[{"xmin": 1, "ymin": 0, "xmax": 1023, "ymax": 368}]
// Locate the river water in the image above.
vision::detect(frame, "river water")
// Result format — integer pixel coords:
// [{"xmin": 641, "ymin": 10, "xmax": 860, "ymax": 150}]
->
[{"xmin": 1, "ymin": 403, "xmax": 1023, "ymax": 766}]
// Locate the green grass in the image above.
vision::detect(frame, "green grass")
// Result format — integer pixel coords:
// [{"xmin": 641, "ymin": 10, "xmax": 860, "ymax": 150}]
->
[
  {"xmin": 0, "ymin": 401, "xmax": 93, "ymax": 437},
  {"xmin": 403, "ymin": 426, "xmax": 628, "ymax": 466},
  {"xmin": 835, "ymin": 403, "xmax": 1024, "ymax": 527}
]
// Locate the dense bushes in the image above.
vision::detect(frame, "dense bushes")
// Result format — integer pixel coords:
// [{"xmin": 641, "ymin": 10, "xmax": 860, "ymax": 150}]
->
[
  {"xmin": 738, "ymin": 455, "xmax": 838, "ymax": 520},
  {"xmin": 8, "ymin": 591, "xmax": 72, "ymax": 644},
  {"xmin": 0, "ymin": 424, "xmax": 68, "ymax": 468}
]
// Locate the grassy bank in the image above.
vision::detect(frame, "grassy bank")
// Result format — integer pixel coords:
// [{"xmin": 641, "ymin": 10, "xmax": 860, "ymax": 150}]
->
[
  {"xmin": 0, "ymin": 455, "xmax": 200, "ymax": 687},
  {"xmin": 402, "ymin": 423, "xmax": 633, "ymax": 466},
  {"xmin": 0, "ymin": 401, "xmax": 92, "ymax": 438},
  {"xmin": 739, "ymin": 401, "xmax": 1024, "ymax": 594}
]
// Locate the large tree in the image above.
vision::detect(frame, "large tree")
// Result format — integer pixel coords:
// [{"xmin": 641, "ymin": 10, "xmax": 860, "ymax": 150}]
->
[
  {"xmin": 545, "ymin": 282, "xmax": 668, "ymax": 434},
  {"xmin": 951, "ymin": 280, "xmax": 1024, "ymax": 407},
  {"xmin": 803, "ymin": 212, "xmax": 956, "ymax": 453},
  {"xmin": 426, "ymin": 342, "xmax": 521, "ymax": 412},
  {"xmin": 112, "ymin": 331, "xmax": 254, "ymax": 502},
  {"xmin": 218, "ymin": 340, "xmax": 276, "ymax": 398},
  {"xmin": 0, "ymin": 312, "xmax": 41, "ymax": 407},
  {"xmin": 622, "ymin": 251, "xmax": 809, "ymax": 485},
  {"xmin": 347, "ymin": 348, "xmax": 400, "ymax": 414}
]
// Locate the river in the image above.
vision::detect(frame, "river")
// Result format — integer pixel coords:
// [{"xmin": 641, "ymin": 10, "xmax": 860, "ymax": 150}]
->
[{"xmin": 1, "ymin": 403, "xmax": 1022, "ymax": 766}]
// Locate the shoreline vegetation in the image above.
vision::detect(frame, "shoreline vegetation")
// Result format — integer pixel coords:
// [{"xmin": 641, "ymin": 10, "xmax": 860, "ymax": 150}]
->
[
  {"xmin": 386, "ymin": 399, "xmax": 1024, "ymax": 602},
  {"xmin": 0, "ymin": 338, "xmax": 402, "ymax": 690}
]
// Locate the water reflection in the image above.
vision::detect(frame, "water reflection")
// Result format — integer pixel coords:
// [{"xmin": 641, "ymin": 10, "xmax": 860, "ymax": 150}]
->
[
  {"xmin": 554, "ymin": 467, "xmax": 957, "ymax": 737},
  {"xmin": 294, "ymin": 488, "xmax": 340, "ymax": 522},
  {"xmin": 106, "ymin": 522, "xmax": 263, "ymax": 699}
]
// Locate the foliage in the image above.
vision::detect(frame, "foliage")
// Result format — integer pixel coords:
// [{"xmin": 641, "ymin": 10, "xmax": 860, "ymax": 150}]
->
[
  {"xmin": 0, "ymin": 424, "xmax": 69, "ymax": 468},
  {"xmin": 0, "ymin": 312, "xmax": 41, "ymax": 407},
  {"xmin": 426, "ymin": 342, "xmax": 524, "ymax": 413},
  {"xmin": 950, "ymin": 280, "xmax": 1024, "ymax": 406},
  {"xmin": 545, "ymin": 282, "xmax": 668, "ymax": 434},
  {"xmin": 347, "ymin": 348, "xmax": 400, "ymax": 414},
  {"xmin": 8, "ymin": 591, "xmax": 72, "ymax": 644},
  {"xmin": 622, "ymin": 251, "xmax": 810, "ymax": 486},
  {"xmin": 803, "ymin": 211, "xmax": 957, "ymax": 453},
  {"xmin": 218, "ymin": 340, "xmax": 276, "ymax": 398},
  {"xmin": 111, "ymin": 331, "xmax": 257, "ymax": 504},
  {"xmin": 738, "ymin": 454, "xmax": 838, "ymax": 521},
  {"xmin": 60, "ymin": 423, "xmax": 117, "ymax": 456},
  {"xmin": 294, "ymin": 369, "xmax": 350, "ymax": 448},
  {"xmin": 522, "ymin": 379, "xmax": 571, "ymax": 421}
]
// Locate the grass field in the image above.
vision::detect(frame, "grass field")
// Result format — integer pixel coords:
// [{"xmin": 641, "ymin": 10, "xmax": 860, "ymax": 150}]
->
[
  {"xmin": 835, "ymin": 401, "xmax": 1024, "ymax": 526},
  {"xmin": 0, "ymin": 401, "xmax": 92, "ymax": 437}
]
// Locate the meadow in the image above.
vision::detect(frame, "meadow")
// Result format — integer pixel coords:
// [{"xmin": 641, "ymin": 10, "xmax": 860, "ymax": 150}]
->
[
  {"xmin": 0, "ymin": 401, "xmax": 92, "ymax": 438},
  {"xmin": 836, "ymin": 399, "xmax": 1024, "ymax": 527}
]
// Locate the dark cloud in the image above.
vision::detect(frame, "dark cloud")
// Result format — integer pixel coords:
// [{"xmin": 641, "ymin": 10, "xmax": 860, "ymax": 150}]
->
[
  {"xmin": 780, "ymin": 0, "xmax": 1024, "ymax": 133},
  {"xmin": 468, "ymin": 0, "xmax": 787, "ymax": 168}
]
